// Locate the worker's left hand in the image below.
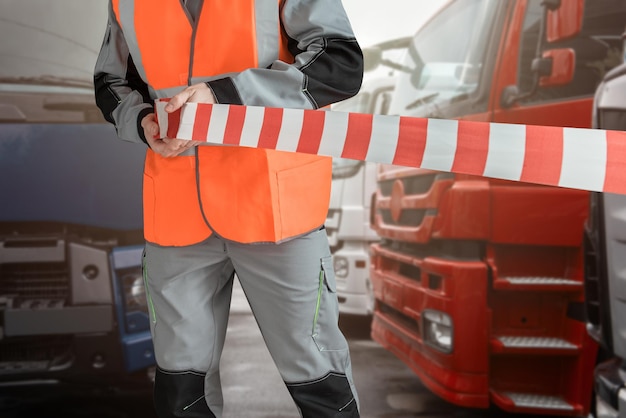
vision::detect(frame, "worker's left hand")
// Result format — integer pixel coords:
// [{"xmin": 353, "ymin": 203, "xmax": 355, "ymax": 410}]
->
[{"xmin": 165, "ymin": 82, "xmax": 216, "ymax": 114}]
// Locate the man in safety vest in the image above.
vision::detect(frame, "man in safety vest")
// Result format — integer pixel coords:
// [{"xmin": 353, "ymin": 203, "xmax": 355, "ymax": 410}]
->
[{"xmin": 94, "ymin": 0, "xmax": 363, "ymax": 417}]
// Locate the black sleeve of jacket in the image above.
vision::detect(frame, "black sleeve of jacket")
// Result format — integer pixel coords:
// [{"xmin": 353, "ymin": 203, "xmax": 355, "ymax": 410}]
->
[
  {"xmin": 287, "ymin": 36, "xmax": 363, "ymax": 108},
  {"xmin": 94, "ymin": 55, "xmax": 153, "ymax": 145},
  {"xmin": 206, "ymin": 37, "xmax": 363, "ymax": 108},
  {"xmin": 93, "ymin": 6, "xmax": 155, "ymax": 146},
  {"xmin": 207, "ymin": 78, "xmax": 244, "ymax": 105},
  {"xmin": 206, "ymin": 0, "xmax": 363, "ymax": 110}
]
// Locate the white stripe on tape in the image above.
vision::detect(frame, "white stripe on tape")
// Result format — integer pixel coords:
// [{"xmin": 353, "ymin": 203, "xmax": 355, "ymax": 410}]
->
[
  {"xmin": 206, "ymin": 104, "xmax": 229, "ymax": 144},
  {"xmin": 422, "ymin": 118, "xmax": 458, "ymax": 172},
  {"xmin": 318, "ymin": 110, "xmax": 349, "ymax": 158},
  {"xmin": 276, "ymin": 108, "xmax": 305, "ymax": 152},
  {"xmin": 366, "ymin": 114, "xmax": 400, "ymax": 164},
  {"xmin": 240, "ymin": 106, "xmax": 265, "ymax": 148},
  {"xmin": 177, "ymin": 103, "xmax": 197, "ymax": 141},
  {"xmin": 484, "ymin": 122, "xmax": 526, "ymax": 181},
  {"xmin": 156, "ymin": 100, "xmax": 168, "ymax": 139},
  {"xmin": 559, "ymin": 127, "xmax": 607, "ymax": 191}
]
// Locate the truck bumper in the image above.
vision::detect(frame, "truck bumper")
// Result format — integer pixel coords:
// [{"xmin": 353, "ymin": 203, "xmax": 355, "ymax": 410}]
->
[
  {"xmin": 371, "ymin": 310, "xmax": 489, "ymax": 408},
  {"xmin": 337, "ymin": 292, "xmax": 372, "ymax": 316},
  {"xmin": 334, "ymin": 244, "xmax": 374, "ymax": 316},
  {"xmin": 370, "ymin": 246, "xmax": 491, "ymax": 408}
]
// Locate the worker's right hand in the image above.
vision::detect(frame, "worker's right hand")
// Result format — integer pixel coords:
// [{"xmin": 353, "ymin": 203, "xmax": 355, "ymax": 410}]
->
[{"xmin": 141, "ymin": 113, "xmax": 198, "ymax": 157}]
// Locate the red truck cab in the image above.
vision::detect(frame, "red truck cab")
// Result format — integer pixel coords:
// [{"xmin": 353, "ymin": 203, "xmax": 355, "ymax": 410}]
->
[{"xmin": 369, "ymin": 0, "xmax": 626, "ymax": 415}]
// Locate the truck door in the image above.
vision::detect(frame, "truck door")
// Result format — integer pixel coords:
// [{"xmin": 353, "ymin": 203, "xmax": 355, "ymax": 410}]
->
[{"xmin": 491, "ymin": 0, "xmax": 626, "ymax": 128}]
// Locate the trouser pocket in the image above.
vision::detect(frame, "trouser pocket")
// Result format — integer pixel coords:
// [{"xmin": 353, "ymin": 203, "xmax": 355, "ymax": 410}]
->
[{"xmin": 312, "ymin": 256, "xmax": 349, "ymax": 352}]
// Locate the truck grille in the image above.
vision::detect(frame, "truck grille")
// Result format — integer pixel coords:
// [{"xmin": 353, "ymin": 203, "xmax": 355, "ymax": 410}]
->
[
  {"xmin": 379, "ymin": 173, "xmax": 439, "ymax": 197},
  {"xmin": 0, "ymin": 262, "xmax": 69, "ymax": 302},
  {"xmin": 379, "ymin": 303, "xmax": 420, "ymax": 336},
  {"xmin": 380, "ymin": 208, "xmax": 428, "ymax": 227},
  {"xmin": 375, "ymin": 172, "xmax": 453, "ymax": 231}
]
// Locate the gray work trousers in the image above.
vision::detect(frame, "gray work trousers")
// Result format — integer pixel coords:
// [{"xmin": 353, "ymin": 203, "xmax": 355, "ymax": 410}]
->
[{"xmin": 143, "ymin": 228, "xmax": 359, "ymax": 417}]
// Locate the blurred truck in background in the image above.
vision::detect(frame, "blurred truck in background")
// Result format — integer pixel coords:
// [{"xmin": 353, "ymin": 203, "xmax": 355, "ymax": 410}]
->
[
  {"xmin": 369, "ymin": 0, "xmax": 626, "ymax": 415},
  {"xmin": 0, "ymin": 0, "xmax": 155, "ymax": 406},
  {"xmin": 327, "ymin": 38, "xmax": 409, "ymax": 317}
]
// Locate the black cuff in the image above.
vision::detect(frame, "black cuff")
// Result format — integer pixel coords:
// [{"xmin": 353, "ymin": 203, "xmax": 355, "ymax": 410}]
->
[
  {"xmin": 137, "ymin": 107, "xmax": 154, "ymax": 147},
  {"xmin": 206, "ymin": 78, "xmax": 243, "ymax": 105}
]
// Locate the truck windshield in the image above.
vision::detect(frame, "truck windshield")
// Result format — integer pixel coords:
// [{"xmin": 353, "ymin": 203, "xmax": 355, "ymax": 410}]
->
[{"xmin": 389, "ymin": 0, "xmax": 498, "ymax": 116}]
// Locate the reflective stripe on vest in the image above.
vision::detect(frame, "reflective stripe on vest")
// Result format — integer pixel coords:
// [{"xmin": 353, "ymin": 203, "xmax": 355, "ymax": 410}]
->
[{"xmin": 113, "ymin": 0, "xmax": 332, "ymax": 245}]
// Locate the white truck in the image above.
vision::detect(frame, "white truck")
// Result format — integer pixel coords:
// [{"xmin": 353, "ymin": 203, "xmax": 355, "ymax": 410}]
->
[{"xmin": 326, "ymin": 38, "xmax": 409, "ymax": 317}]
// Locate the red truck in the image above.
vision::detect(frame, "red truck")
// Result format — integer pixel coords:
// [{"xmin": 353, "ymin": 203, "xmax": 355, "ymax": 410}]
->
[{"xmin": 369, "ymin": 0, "xmax": 626, "ymax": 415}]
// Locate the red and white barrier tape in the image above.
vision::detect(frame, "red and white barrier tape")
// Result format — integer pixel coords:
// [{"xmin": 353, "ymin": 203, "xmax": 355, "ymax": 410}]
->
[{"xmin": 155, "ymin": 100, "xmax": 626, "ymax": 195}]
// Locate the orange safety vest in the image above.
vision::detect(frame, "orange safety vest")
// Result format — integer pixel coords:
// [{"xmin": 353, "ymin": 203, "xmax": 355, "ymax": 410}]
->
[{"xmin": 113, "ymin": 0, "xmax": 332, "ymax": 246}]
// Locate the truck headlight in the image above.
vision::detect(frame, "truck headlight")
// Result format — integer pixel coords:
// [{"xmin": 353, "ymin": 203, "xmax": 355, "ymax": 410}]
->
[
  {"xmin": 122, "ymin": 271, "xmax": 148, "ymax": 311},
  {"xmin": 423, "ymin": 310, "xmax": 453, "ymax": 353},
  {"xmin": 334, "ymin": 256, "xmax": 349, "ymax": 278}
]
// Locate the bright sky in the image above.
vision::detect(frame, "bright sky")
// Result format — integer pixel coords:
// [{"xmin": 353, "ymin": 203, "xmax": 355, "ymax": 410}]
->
[{"xmin": 340, "ymin": 0, "xmax": 448, "ymax": 47}]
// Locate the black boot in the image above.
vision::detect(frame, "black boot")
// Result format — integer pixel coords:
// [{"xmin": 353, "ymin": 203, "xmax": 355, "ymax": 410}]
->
[
  {"xmin": 286, "ymin": 372, "xmax": 359, "ymax": 418},
  {"xmin": 153, "ymin": 367, "xmax": 217, "ymax": 418}
]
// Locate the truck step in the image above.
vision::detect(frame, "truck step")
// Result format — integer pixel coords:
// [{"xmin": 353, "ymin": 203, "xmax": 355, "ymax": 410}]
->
[
  {"xmin": 491, "ymin": 336, "xmax": 579, "ymax": 355},
  {"xmin": 493, "ymin": 276, "xmax": 582, "ymax": 292},
  {"xmin": 497, "ymin": 392, "xmax": 575, "ymax": 411}
]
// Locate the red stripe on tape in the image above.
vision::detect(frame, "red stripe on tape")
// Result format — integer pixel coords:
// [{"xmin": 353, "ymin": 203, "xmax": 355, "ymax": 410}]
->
[
  {"xmin": 223, "ymin": 105, "xmax": 247, "ymax": 145},
  {"xmin": 258, "ymin": 107, "xmax": 283, "ymax": 149},
  {"xmin": 604, "ymin": 129, "xmax": 626, "ymax": 194},
  {"xmin": 167, "ymin": 108, "xmax": 181, "ymax": 139},
  {"xmin": 342, "ymin": 113, "xmax": 373, "ymax": 160},
  {"xmin": 520, "ymin": 124, "xmax": 563, "ymax": 186},
  {"xmin": 452, "ymin": 120, "xmax": 490, "ymax": 176},
  {"xmin": 392, "ymin": 116, "xmax": 428, "ymax": 167},
  {"xmin": 297, "ymin": 110, "xmax": 325, "ymax": 155},
  {"xmin": 192, "ymin": 103, "xmax": 212, "ymax": 141}
]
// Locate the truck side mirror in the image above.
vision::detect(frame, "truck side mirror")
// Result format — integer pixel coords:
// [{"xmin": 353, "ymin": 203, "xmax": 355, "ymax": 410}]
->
[
  {"xmin": 500, "ymin": 0, "xmax": 581, "ymax": 110},
  {"xmin": 539, "ymin": 48, "xmax": 575, "ymax": 86},
  {"xmin": 546, "ymin": 0, "xmax": 583, "ymax": 42},
  {"xmin": 500, "ymin": 48, "xmax": 575, "ymax": 108}
]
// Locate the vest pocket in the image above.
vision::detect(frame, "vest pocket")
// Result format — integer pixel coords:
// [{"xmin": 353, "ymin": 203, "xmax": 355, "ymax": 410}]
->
[
  {"xmin": 275, "ymin": 157, "xmax": 331, "ymax": 241},
  {"xmin": 143, "ymin": 154, "xmax": 212, "ymax": 246},
  {"xmin": 311, "ymin": 256, "xmax": 349, "ymax": 352}
]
